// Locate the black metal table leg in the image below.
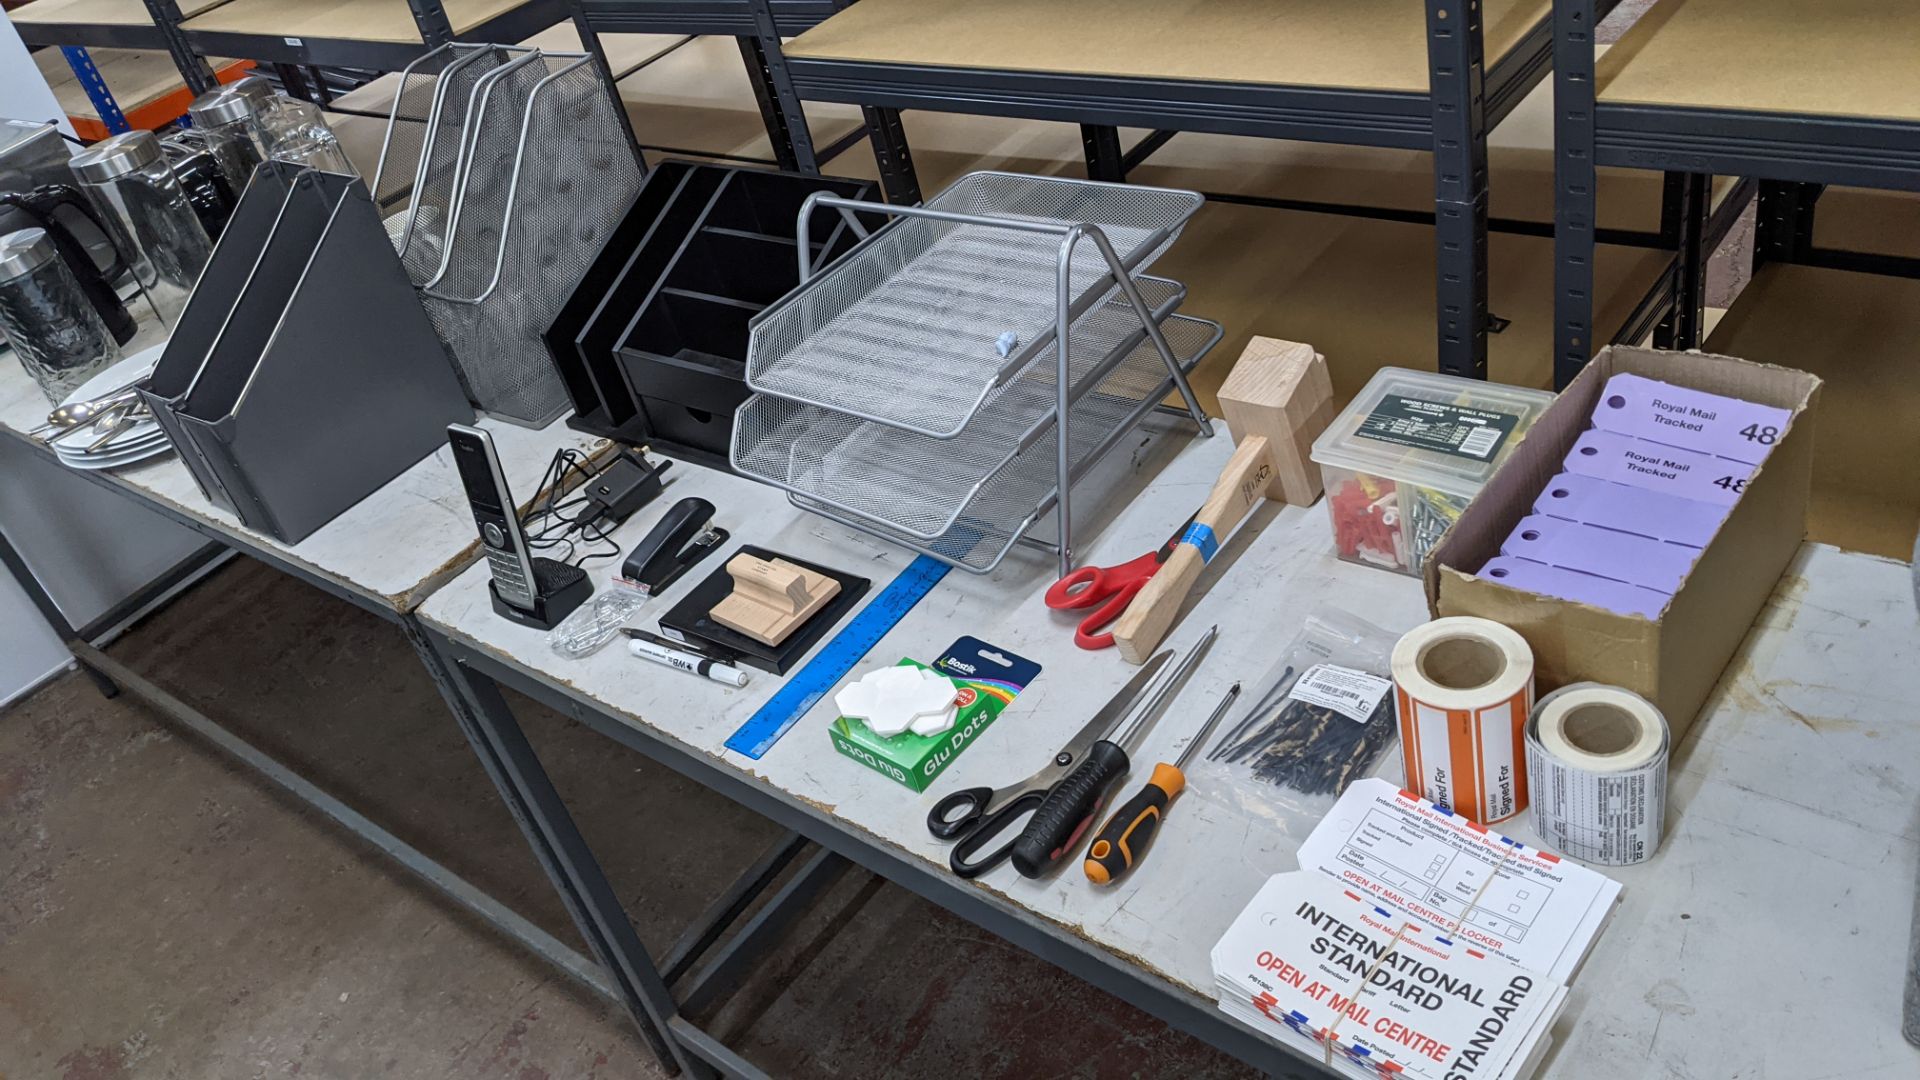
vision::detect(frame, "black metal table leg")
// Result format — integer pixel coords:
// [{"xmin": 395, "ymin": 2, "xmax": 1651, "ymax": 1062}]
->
[
  {"xmin": 435, "ymin": 642, "xmax": 711, "ymax": 1078},
  {"xmin": 0, "ymin": 523, "xmax": 120, "ymax": 698}
]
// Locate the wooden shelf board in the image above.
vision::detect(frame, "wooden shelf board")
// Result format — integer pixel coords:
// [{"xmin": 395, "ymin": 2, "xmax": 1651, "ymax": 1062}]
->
[
  {"xmin": 786, "ymin": 0, "xmax": 1552, "ymax": 95},
  {"xmin": 326, "ymin": 27, "xmax": 687, "ymax": 115},
  {"xmin": 9, "ymin": 0, "xmax": 230, "ymax": 27},
  {"xmin": 614, "ymin": 33, "xmax": 864, "ymax": 161},
  {"xmin": 1811, "ymin": 187, "xmax": 1920, "ymax": 261},
  {"xmin": 1598, "ymin": 0, "xmax": 1920, "ymax": 122},
  {"xmin": 180, "ymin": 0, "xmax": 534, "ymax": 46},
  {"xmin": 38, "ymin": 46, "xmax": 245, "ymax": 120},
  {"xmin": 1705, "ymin": 261, "xmax": 1920, "ymax": 559}
]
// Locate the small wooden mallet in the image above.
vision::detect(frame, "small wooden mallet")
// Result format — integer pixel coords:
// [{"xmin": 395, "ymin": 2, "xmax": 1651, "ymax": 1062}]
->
[{"xmin": 1110, "ymin": 338, "xmax": 1332, "ymax": 664}]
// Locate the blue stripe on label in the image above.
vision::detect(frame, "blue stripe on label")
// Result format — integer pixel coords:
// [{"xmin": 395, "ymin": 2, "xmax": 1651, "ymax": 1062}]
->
[{"xmin": 1179, "ymin": 522, "xmax": 1220, "ymax": 563}]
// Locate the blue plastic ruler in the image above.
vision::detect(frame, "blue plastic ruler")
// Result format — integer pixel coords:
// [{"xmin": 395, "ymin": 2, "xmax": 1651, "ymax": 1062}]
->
[{"xmin": 725, "ymin": 554, "xmax": 952, "ymax": 759}]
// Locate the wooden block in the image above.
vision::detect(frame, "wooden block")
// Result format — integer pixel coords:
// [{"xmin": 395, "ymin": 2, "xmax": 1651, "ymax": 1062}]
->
[
  {"xmin": 710, "ymin": 554, "xmax": 843, "ymax": 646},
  {"xmin": 1215, "ymin": 336, "xmax": 1333, "ymax": 505}
]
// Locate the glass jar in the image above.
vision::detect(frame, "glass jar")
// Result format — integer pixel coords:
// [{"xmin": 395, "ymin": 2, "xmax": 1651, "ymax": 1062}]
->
[
  {"xmin": 69, "ymin": 130, "xmax": 214, "ymax": 328},
  {"xmin": 185, "ymin": 83, "xmax": 267, "ymax": 193},
  {"xmin": 249, "ymin": 97, "xmax": 358, "ymax": 176},
  {"xmin": 0, "ymin": 228, "xmax": 122, "ymax": 404},
  {"xmin": 160, "ymin": 135, "xmax": 238, "ymax": 240}
]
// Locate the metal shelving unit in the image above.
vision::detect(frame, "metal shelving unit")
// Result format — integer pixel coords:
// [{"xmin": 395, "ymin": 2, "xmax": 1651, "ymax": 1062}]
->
[
  {"xmin": 177, "ymin": 0, "xmax": 569, "ymax": 69},
  {"xmin": 12, "ymin": 0, "xmax": 221, "ymax": 97},
  {"xmin": 9, "ymin": 0, "xmax": 573, "ymax": 94},
  {"xmin": 1553, "ymin": 0, "xmax": 1920, "ymax": 386},
  {"xmin": 568, "ymin": 0, "xmax": 890, "ymax": 179},
  {"xmin": 770, "ymin": 0, "xmax": 1573, "ymax": 380}
]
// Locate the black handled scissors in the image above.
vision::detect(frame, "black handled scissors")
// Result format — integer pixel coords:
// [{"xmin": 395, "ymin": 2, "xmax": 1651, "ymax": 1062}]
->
[{"xmin": 927, "ymin": 651, "xmax": 1171, "ymax": 878}]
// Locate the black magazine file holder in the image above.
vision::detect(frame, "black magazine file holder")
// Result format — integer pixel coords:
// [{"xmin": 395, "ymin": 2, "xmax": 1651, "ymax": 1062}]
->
[
  {"xmin": 545, "ymin": 161, "xmax": 880, "ymax": 467},
  {"xmin": 140, "ymin": 165, "xmax": 472, "ymax": 543}
]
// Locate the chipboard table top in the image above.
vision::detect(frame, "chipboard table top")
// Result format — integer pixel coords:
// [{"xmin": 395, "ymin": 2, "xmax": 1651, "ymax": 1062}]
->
[{"xmin": 420, "ymin": 416, "xmax": 1920, "ymax": 1077}]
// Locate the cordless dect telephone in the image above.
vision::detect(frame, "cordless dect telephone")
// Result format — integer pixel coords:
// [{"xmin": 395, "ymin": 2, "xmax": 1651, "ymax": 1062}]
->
[{"xmin": 447, "ymin": 424, "xmax": 590, "ymax": 628}]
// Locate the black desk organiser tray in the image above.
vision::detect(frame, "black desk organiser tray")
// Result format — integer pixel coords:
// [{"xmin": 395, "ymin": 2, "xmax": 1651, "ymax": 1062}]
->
[
  {"xmin": 139, "ymin": 163, "xmax": 472, "ymax": 543},
  {"xmin": 545, "ymin": 161, "xmax": 880, "ymax": 467},
  {"xmin": 657, "ymin": 544, "xmax": 871, "ymax": 675}
]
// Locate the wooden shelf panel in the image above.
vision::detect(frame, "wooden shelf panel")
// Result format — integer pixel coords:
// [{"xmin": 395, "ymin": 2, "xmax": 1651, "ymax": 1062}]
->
[
  {"xmin": 1598, "ymin": 0, "xmax": 1920, "ymax": 123},
  {"xmin": 180, "ymin": 0, "xmax": 534, "ymax": 46},
  {"xmin": 10, "ymin": 0, "xmax": 230, "ymax": 28},
  {"xmin": 1704, "ymin": 260, "xmax": 1920, "ymax": 559},
  {"xmin": 37, "ymin": 46, "xmax": 239, "ymax": 116},
  {"xmin": 786, "ymin": 0, "xmax": 1552, "ymax": 94}
]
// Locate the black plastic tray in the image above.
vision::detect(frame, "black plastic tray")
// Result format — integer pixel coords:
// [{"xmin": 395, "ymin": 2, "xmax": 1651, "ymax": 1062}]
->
[
  {"xmin": 545, "ymin": 161, "xmax": 879, "ymax": 467},
  {"xmin": 657, "ymin": 544, "xmax": 871, "ymax": 675}
]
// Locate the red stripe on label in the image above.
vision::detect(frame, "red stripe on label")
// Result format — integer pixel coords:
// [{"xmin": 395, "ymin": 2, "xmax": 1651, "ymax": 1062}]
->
[
  {"xmin": 1467, "ymin": 948, "xmax": 1486, "ymax": 958},
  {"xmin": 1537, "ymin": 851, "xmax": 1560, "ymax": 864}
]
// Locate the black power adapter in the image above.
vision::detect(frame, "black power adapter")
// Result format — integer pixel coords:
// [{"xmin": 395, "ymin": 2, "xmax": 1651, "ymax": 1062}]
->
[{"xmin": 578, "ymin": 449, "xmax": 672, "ymax": 532}]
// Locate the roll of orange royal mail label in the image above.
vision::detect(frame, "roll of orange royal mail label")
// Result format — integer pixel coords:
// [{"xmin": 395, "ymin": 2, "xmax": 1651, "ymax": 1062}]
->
[{"xmin": 1390, "ymin": 617, "xmax": 1535, "ymax": 825}]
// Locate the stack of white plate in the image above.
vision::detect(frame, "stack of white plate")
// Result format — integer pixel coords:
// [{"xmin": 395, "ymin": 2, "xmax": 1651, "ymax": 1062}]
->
[{"xmin": 46, "ymin": 347, "xmax": 171, "ymax": 471}]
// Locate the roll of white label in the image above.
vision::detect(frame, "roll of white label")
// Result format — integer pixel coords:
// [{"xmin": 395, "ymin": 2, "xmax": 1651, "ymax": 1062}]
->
[
  {"xmin": 1525, "ymin": 683, "xmax": 1669, "ymax": 866},
  {"xmin": 1390, "ymin": 617, "xmax": 1536, "ymax": 825}
]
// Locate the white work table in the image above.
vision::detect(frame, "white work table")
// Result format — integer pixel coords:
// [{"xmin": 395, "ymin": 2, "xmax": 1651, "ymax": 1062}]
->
[
  {"xmin": 0, "ymin": 350, "xmax": 606, "ymax": 613},
  {"xmin": 0, "ymin": 344, "xmax": 622, "ymax": 1007},
  {"xmin": 419, "ymin": 418, "xmax": 1920, "ymax": 1077}
]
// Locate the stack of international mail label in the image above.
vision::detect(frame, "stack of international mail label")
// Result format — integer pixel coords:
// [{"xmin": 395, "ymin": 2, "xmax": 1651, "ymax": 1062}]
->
[
  {"xmin": 1211, "ymin": 779, "xmax": 1623, "ymax": 1078},
  {"xmin": 1212, "ymin": 871, "xmax": 1563, "ymax": 1079}
]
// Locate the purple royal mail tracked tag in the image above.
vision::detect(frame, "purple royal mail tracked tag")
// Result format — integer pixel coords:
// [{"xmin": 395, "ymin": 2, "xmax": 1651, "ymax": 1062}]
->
[
  {"xmin": 1532, "ymin": 471, "xmax": 1730, "ymax": 548},
  {"xmin": 1590, "ymin": 373, "xmax": 1791, "ymax": 465},
  {"xmin": 1478, "ymin": 556, "xmax": 1671, "ymax": 618},
  {"xmin": 1500, "ymin": 514, "xmax": 1702, "ymax": 592},
  {"xmin": 1564, "ymin": 428, "xmax": 1756, "ymax": 506}
]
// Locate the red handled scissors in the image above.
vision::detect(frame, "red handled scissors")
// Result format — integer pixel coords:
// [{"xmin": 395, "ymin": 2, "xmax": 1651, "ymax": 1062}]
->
[{"xmin": 1044, "ymin": 512, "xmax": 1197, "ymax": 650}]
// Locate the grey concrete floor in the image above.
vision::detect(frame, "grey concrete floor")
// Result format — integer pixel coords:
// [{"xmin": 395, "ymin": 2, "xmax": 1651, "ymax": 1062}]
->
[{"xmin": 1, "ymin": 558, "xmax": 1252, "ymax": 1079}]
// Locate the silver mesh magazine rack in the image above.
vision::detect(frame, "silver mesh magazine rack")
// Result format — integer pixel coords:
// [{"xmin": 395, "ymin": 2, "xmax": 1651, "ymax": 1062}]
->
[
  {"xmin": 731, "ymin": 172, "xmax": 1221, "ymax": 576},
  {"xmin": 372, "ymin": 45, "xmax": 642, "ymax": 428}
]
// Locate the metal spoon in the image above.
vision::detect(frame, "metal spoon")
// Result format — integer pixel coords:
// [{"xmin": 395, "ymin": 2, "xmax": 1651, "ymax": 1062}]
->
[
  {"xmin": 44, "ymin": 386, "xmax": 141, "ymax": 431},
  {"xmin": 85, "ymin": 401, "xmax": 151, "ymax": 453}
]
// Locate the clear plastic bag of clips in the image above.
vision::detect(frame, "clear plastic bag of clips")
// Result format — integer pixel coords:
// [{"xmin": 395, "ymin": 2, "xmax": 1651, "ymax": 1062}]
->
[{"xmin": 1187, "ymin": 605, "xmax": 1402, "ymax": 847}]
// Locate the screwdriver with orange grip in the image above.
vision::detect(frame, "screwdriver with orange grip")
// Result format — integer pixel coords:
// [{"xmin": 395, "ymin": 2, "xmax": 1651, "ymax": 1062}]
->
[{"xmin": 1083, "ymin": 682, "xmax": 1240, "ymax": 885}]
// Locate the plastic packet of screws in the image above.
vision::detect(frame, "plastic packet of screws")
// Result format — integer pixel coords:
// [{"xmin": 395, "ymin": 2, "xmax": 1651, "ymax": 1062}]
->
[{"xmin": 1186, "ymin": 605, "xmax": 1401, "ymax": 847}]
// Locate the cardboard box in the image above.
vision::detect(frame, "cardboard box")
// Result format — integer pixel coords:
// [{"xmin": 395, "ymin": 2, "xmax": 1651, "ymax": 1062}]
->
[{"xmin": 1424, "ymin": 347, "xmax": 1821, "ymax": 738}]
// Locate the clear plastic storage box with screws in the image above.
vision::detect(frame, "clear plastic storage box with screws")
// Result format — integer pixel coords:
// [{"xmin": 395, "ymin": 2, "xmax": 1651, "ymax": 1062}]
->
[{"xmin": 1309, "ymin": 368, "xmax": 1554, "ymax": 576}]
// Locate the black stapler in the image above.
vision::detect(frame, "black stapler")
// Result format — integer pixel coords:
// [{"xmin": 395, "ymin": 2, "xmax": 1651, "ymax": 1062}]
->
[{"xmin": 621, "ymin": 497, "xmax": 728, "ymax": 597}]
